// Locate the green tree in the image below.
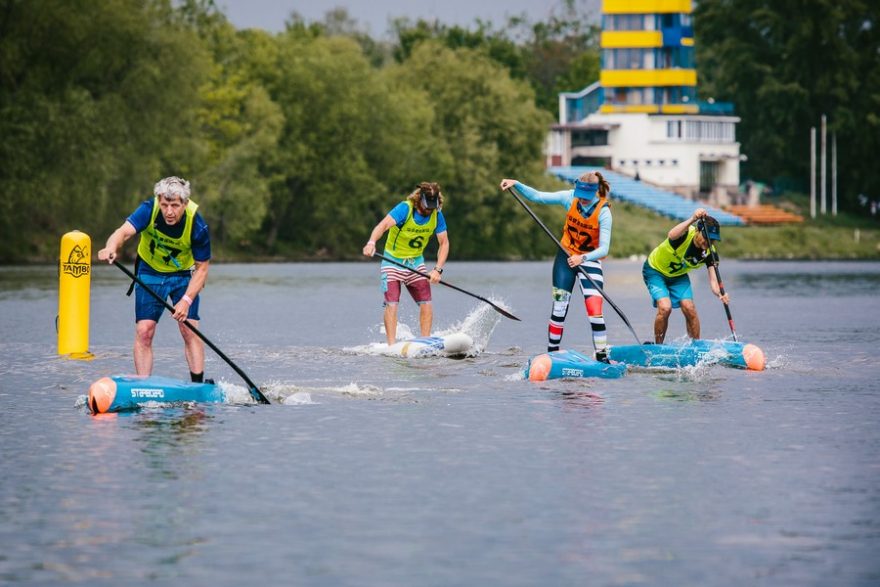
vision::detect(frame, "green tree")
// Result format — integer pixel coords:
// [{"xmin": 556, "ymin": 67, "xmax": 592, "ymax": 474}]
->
[
  {"xmin": 187, "ymin": 22, "xmax": 284, "ymax": 247},
  {"xmin": 0, "ymin": 0, "xmax": 211, "ymax": 259},
  {"xmin": 388, "ymin": 41, "xmax": 554, "ymax": 258},
  {"xmin": 248, "ymin": 32, "xmax": 442, "ymax": 256},
  {"xmin": 696, "ymin": 0, "xmax": 880, "ymax": 211}
]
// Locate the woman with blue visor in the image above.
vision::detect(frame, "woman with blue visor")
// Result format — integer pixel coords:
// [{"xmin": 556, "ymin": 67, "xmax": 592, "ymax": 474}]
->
[{"xmin": 500, "ymin": 172, "xmax": 613, "ymax": 361}]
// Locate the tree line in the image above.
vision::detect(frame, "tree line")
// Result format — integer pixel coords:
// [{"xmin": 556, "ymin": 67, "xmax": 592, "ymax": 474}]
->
[{"xmin": 1, "ymin": 0, "xmax": 877, "ymax": 263}]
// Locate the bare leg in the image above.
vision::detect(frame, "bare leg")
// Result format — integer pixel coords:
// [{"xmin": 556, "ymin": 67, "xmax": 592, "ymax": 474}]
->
[
  {"xmin": 179, "ymin": 319, "xmax": 205, "ymax": 374},
  {"xmin": 419, "ymin": 302, "xmax": 433, "ymax": 337},
  {"xmin": 681, "ymin": 300, "xmax": 700, "ymax": 340},
  {"xmin": 653, "ymin": 299, "xmax": 672, "ymax": 344},
  {"xmin": 134, "ymin": 320, "xmax": 157, "ymax": 376},
  {"xmin": 383, "ymin": 304, "xmax": 398, "ymax": 345}
]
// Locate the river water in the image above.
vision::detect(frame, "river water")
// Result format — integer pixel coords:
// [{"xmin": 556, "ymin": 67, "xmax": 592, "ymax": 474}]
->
[{"xmin": 1, "ymin": 260, "xmax": 878, "ymax": 586}]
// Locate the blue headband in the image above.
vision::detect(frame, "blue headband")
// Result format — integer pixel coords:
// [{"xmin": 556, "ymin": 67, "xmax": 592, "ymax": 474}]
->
[{"xmin": 574, "ymin": 180, "xmax": 599, "ymax": 199}]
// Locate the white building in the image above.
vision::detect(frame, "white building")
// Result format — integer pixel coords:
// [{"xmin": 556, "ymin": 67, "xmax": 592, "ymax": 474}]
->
[{"xmin": 546, "ymin": 0, "xmax": 744, "ymax": 206}]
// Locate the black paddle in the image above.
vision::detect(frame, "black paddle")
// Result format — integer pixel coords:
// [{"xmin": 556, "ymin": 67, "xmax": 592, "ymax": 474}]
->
[
  {"xmin": 373, "ymin": 253, "xmax": 520, "ymax": 321},
  {"xmin": 697, "ymin": 220, "xmax": 738, "ymax": 342},
  {"xmin": 112, "ymin": 261, "xmax": 270, "ymax": 404},
  {"xmin": 505, "ymin": 186, "xmax": 642, "ymax": 344}
]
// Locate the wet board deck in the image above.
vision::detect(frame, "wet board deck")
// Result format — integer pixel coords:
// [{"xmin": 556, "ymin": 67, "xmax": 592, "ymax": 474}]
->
[
  {"xmin": 385, "ymin": 332, "xmax": 474, "ymax": 358},
  {"xmin": 608, "ymin": 340, "xmax": 765, "ymax": 370}
]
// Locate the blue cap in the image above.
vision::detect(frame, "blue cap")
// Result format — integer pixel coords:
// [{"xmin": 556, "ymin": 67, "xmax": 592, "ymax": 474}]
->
[
  {"xmin": 574, "ymin": 180, "xmax": 599, "ymax": 199},
  {"xmin": 698, "ymin": 217, "xmax": 721, "ymax": 241}
]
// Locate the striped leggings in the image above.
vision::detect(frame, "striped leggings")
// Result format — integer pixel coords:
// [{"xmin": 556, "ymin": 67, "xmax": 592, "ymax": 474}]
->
[{"xmin": 547, "ymin": 249, "xmax": 606, "ymax": 352}]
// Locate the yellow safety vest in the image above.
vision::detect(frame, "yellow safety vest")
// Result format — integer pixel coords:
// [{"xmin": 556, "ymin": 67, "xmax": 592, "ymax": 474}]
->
[
  {"xmin": 385, "ymin": 201, "xmax": 437, "ymax": 258},
  {"xmin": 136, "ymin": 197, "xmax": 199, "ymax": 272},
  {"xmin": 647, "ymin": 226, "xmax": 707, "ymax": 277}
]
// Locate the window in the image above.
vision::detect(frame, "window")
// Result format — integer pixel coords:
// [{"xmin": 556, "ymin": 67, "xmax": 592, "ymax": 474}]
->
[
  {"xmin": 571, "ymin": 130, "xmax": 609, "ymax": 147},
  {"xmin": 604, "ymin": 48, "xmax": 646, "ymax": 69},
  {"xmin": 606, "ymin": 14, "xmax": 645, "ymax": 31}
]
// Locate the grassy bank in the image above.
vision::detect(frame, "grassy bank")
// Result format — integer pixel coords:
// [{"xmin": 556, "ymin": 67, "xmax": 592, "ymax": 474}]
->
[{"xmin": 19, "ymin": 194, "xmax": 880, "ymax": 264}]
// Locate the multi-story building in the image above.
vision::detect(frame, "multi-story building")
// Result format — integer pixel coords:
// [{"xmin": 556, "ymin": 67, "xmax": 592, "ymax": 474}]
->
[{"xmin": 546, "ymin": 0, "xmax": 743, "ymax": 205}]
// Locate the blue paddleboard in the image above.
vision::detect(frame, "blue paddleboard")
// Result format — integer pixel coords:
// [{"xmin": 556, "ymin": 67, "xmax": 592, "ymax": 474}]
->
[
  {"xmin": 524, "ymin": 349, "xmax": 627, "ymax": 381},
  {"xmin": 88, "ymin": 375, "xmax": 226, "ymax": 413},
  {"xmin": 608, "ymin": 340, "xmax": 765, "ymax": 370}
]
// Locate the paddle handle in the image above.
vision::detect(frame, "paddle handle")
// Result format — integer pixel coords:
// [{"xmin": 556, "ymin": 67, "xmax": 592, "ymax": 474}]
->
[{"xmin": 112, "ymin": 261, "xmax": 270, "ymax": 404}]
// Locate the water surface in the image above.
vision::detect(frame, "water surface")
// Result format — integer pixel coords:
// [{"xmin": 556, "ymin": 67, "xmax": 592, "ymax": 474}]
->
[{"xmin": 1, "ymin": 260, "xmax": 878, "ymax": 586}]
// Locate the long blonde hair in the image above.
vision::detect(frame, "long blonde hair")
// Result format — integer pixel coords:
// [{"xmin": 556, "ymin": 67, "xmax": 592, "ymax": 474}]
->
[{"xmin": 407, "ymin": 181, "xmax": 444, "ymax": 209}]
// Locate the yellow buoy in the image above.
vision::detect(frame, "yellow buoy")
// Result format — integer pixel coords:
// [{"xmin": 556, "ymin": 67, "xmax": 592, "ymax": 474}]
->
[{"xmin": 58, "ymin": 230, "xmax": 94, "ymax": 359}]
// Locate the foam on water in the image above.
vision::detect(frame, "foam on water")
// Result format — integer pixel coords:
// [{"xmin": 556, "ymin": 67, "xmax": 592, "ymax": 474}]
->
[{"xmin": 344, "ymin": 298, "xmax": 509, "ymax": 357}]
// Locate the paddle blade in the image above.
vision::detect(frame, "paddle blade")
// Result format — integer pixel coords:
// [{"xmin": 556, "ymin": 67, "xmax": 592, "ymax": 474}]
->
[{"xmin": 493, "ymin": 305, "xmax": 521, "ymax": 321}]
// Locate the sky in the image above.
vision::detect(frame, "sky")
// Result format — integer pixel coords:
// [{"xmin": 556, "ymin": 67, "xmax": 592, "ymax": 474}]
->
[{"xmin": 217, "ymin": 0, "xmax": 600, "ymax": 38}]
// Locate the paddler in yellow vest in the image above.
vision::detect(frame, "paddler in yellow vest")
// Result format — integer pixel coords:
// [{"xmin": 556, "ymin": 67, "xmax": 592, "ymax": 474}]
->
[
  {"xmin": 500, "ymin": 171, "xmax": 613, "ymax": 361},
  {"xmin": 362, "ymin": 182, "xmax": 449, "ymax": 346},
  {"xmin": 97, "ymin": 176, "xmax": 212, "ymax": 382},
  {"xmin": 643, "ymin": 209, "xmax": 728, "ymax": 343}
]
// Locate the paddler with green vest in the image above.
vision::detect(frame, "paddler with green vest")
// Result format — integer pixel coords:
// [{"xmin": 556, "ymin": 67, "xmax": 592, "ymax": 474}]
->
[
  {"xmin": 97, "ymin": 176, "xmax": 212, "ymax": 382},
  {"xmin": 643, "ymin": 208, "xmax": 728, "ymax": 343},
  {"xmin": 362, "ymin": 182, "xmax": 449, "ymax": 346}
]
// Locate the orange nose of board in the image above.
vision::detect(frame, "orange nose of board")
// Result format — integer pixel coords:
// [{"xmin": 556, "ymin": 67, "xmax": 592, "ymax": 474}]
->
[
  {"xmin": 742, "ymin": 344, "xmax": 766, "ymax": 371},
  {"xmin": 88, "ymin": 377, "xmax": 117, "ymax": 413},
  {"xmin": 527, "ymin": 354, "xmax": 553, "ymax": 382}
]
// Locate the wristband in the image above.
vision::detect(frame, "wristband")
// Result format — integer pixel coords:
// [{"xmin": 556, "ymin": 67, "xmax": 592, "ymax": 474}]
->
[
  {"xmin": 182, "ymin": 294, "xmax": 193, "ymax": 305},
  {"xmin": 367, "ymin": 240, "xmax": 375, "ymax": 246},
  {"xmin": 433, "ymin": 266, "xmax": 443, "ymax": 274}
]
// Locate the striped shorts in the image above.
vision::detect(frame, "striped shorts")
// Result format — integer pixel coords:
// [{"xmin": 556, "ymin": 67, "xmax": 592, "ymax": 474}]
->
[{"xmin": 380, "ymin": 258, "xmax": 432, "ymax": 305}]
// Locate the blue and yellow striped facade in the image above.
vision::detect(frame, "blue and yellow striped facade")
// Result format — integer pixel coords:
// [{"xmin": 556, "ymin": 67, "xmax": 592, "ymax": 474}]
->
[{"xmin": 599, "ymin": 0, "xmax": 698, "ymax": 114}]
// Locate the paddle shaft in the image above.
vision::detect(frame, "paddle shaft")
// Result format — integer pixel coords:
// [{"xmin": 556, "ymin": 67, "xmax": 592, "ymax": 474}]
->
[
  {"xmin": 112, "ymin": 261, "xmax": 270, "ymax": 404},
  {"xmin": 506, "ymin": 187, "xmax": 641, "ymax": 344},
  {"xmin": 374, "ymin": 253, "xmax": 520, "ymax": 321},
  {"xmin": 698, "ymin": 222, "xmax": 738, "ymax": 342}
]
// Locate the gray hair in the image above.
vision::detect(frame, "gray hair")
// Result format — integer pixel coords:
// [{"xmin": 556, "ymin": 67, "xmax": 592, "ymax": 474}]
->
[{"xmin": 153, "ymin": 176, "xmax": 191, "ymax": 202}]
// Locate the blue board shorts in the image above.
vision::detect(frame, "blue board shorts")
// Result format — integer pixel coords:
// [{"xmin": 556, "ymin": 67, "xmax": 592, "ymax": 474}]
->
[
  {"xmin": 135, "ymin": 272, "xmax": 200, "ymax": 322},
  {"xmin": 642, "ymin": 260, "xmax": 693, "ymax": 309}
]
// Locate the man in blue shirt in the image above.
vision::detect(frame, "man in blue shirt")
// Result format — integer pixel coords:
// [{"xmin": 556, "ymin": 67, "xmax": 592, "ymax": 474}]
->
[{"xmin": 98, "ymin": 176, "xmax": 212, "ymax": 382}]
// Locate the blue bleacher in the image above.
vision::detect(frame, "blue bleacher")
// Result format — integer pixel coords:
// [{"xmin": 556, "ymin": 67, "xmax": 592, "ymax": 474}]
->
[{"xmin": 548, "ymin": 166, "xmax": 744, "ymax": 226}]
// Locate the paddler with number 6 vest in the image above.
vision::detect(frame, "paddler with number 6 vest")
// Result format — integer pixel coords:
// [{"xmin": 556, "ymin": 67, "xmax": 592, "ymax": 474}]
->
[
  {"xmin": 362, "ymin": 182, "xmax": 449, "ymax": 346},
  {"xmin": 643, "ymin": 208, "xmax": 728, "ymax": 344},
  {"xmin": 499, "ymin": 172, "xmax": 613, "ymax": 361},
  {"xmin": 97, "ymin": 176, "xmax": 212, "ymax": 382}
]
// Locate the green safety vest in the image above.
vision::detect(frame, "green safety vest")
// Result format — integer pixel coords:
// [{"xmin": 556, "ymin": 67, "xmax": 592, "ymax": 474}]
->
[
  {"xmin": 385, "ymin": 201, "xmax": 437, "ymax": 258},
  {"xmin": 136, "ymin": 197, "xmax": 199, "ymax": 272},
  {"xmin": 647, "ymin": 226, "xmax": 707, "ymax": 277}
]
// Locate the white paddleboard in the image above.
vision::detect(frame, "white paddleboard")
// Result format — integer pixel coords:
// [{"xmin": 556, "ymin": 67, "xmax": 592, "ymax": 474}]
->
[{"xmin": 386, "ymin": 332, "xmax": 474, "ymax": 358}]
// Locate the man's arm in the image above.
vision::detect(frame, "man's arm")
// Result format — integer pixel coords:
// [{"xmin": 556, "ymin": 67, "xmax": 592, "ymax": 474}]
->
[
  {"xmin": 706, "ymin": 264, "xmax": 729, "ymax": 303},
  {"xmin": 172, "ymin": 260, "xmax": 210, "ymax": 321},
  {"xmin": 668, "ymin": 208, "xmax": 707, "ymax": 241},
  {"xmin": 97, "ymin": 221, "xmax": 137, "ymax": 263},
  {"xmin": 362, "ymin": 215, "xmax": 397, "ymax": 257},
  {"xmin": 430, "ymin": 231, "xmax": 449, "ymax": 284}
]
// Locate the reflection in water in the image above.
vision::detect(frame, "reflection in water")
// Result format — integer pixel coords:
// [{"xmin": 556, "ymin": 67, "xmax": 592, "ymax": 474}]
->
[
  {"xmin": 559, "ymin": 389, "xmax": 606, "ymax": 409},
  {"xmin": 133, "ymin": 408, "xmax": 211, "ymax": 479},
  {"xmin": 652, "ymin": 387, "xmax": 723, "ymax": 402},
  {"xmin": 738, "ymin": 270, "xmax": 880, "ymax": 296}
]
